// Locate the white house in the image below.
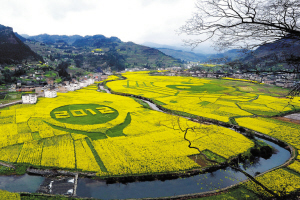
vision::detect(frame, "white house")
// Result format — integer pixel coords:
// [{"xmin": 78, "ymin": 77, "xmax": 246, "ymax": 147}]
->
[
  {"xmin": 44, "ymin": 90, "xmax": 57, "ymax": 98},
  {"xmin": 87, "ymin": 78, "xmax": 94, "ymax": 85},
  {"xmin": 79, "ymin": 82, "xmax": 88, "ymax": 88},
  {"xmin": 70, "ymin": 83, "xmax": 80, "ymax": 90},
  {"xmin": 22, "ymin": 94, "xmax": 37, "ymax": 104},
  {"xmin": 66, "ymin": 85, "xmax": 75, "ymax": 91}
]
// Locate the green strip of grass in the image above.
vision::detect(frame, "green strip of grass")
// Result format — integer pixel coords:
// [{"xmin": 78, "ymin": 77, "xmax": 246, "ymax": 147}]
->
[
  {"xmin": 131, "ymin": 97, "xmax": 151, "ymax": 109},
  {"xmin": 106, "ymin": 112, "xmax": 131, "ymax": 137},
  {"xmin": 192, "ymin": 186, "xmax": 259, "ymax": 200},
  {"xmin": 202, "ymin": 149, "xmax": 227, "ymax": 163},
  {"xmin": 198, "ymin": 101, "xmax": 211, "ymax": 106},
  {"xmin": 150, "ymin": 99, "xmax": 166, "ymax": 106},
  {"xmin": 21, "ymin": 193, "xmax": 93, "ymax": 200},
  {"xmin": 84, "ymin": 138, "xmax": 107, "ymax": 172},
  {"xmin": 31, "ymin": 132, "xmax": 42, "ymax": 140},
  {"xmin": 44, "ymin": 121, "xmax": 107, "ymax": 140}
]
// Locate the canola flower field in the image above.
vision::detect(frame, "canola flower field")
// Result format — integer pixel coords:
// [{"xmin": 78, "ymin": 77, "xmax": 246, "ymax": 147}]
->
[
  {"xmin": 0, "ymin": 83, "xmax": 253, "ymax": 178},
  {"xmin": 106, "ymin": 72, "xmax": 300, "ymax": 197},
  {"xmin": 1, "ymin": 72, "xmax": 300, "ymax": 199}
]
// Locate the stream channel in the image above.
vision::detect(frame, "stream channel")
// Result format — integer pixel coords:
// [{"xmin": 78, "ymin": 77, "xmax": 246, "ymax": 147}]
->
[{"xmin": 0, "ymin": 98, "xmax": 292, "ymax": 199}]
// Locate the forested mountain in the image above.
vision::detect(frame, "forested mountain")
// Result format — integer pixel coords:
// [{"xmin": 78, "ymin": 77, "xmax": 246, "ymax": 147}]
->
[
  {"xmin": 25, "ymin": 34, "xmax": 83, "ymax": 45},
  {"xmin": 232, "ymin": 37, "xmax": 300, "ymax": 73},
  {"xmin": 157, "ymin": 48, "xmax": 246, "ymax": 63},
  {"xmin": 24, "ymin": 34, "xmax": 182, "ymax": 71},
  {"xmin": 0, "ymin": 24, "xmax": 43, "ymax": 64}
]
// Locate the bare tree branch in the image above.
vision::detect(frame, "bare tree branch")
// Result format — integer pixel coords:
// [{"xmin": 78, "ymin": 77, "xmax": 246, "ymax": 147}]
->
[{"xmin": 180, "ymin": 0, "xmax": 300, "ymax": 51}]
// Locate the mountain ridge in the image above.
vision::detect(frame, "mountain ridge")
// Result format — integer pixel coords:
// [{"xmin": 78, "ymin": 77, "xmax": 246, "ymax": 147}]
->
[{"xmin": 0, "ymin": 24, "xmax": 43, "ymax": 64}]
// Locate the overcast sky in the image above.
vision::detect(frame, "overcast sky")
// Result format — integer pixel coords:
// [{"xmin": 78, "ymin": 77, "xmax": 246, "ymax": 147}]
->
[{"xmin": 0, "ymin": 0, "xmax": 215, "ymax": 53}]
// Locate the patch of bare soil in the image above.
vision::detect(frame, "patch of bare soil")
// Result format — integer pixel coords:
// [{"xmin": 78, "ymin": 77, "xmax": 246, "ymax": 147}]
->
[
  {"xmin": 273, "ymin": 117, "xmax": 300, "ymax": 125},
  {"xmin": 188, "ymin": 154, "xmax": 212, "ymax": 167}
]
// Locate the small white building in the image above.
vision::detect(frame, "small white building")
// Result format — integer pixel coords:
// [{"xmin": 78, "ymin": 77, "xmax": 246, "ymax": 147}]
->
[
  {"xmin": 22, "ymin": 94, "xmax": 37, "ymax": 104},
  {"xmin": 87, "ymin": 78, "xmax": 94, "ymax": 85},
  {"xmin": 79, "ymin": 82, "xmax": 88, "ymax": 88},
  {"xmin": 44, "ymin": 90, "xmax": 57, "ymax": 98},
  {"xmin": 66, "ymin": 85, "xmax": 75, "ymax": 91},
  {"xmin": 70, "ymin": 83, "xmax": 80, "ymax": 90}
]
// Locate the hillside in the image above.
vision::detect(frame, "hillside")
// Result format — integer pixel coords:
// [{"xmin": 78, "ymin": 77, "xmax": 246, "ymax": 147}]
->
[
  {"xmin": 0, "ymin": 24, "xmax": 43, "ymax": 64},
  {"xmin": 157, "ymin": 48, "xmax": 246, "ymax": 63},
  {"xmin": 26, "ymin": 34, "xmax": 83, "ymax": 45},
  {"xmin": 157, "ymin": 48, "xmax": 207, "ymax": 62},
  {"xmin": 237, "ymin": 37, "xmax": 300, "ymax": 72},
  {"xmin": 24, "ymin": 34, "xmax": 182, "ymax": 71}
]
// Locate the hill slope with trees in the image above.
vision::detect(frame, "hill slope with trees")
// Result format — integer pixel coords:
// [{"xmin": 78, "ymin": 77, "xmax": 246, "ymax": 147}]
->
[{"xmin": 0, "ymin": 24, "xmax": 43, "ymax": 64}]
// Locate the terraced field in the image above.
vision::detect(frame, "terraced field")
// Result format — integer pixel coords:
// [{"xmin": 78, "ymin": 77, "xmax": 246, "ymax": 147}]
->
[
  {"xmin": 1, "ymin": 72, "xmax": 300, "ymax": 199},
  {"xmin": 106, "ymin": 72, "xmax": 300, "ymax": 198},
  {"xmin": 0, "ymin": 84, "xmax": 253, "ymax": 178}
]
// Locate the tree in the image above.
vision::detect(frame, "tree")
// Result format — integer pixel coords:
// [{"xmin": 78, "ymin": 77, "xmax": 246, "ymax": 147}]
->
[
  {"xmin": 181, "ymin": 0, "xmax": 300, "ymax": 97},
  {"xmin": 56, "ymin": 61, "xmax": 71, "ymax": 81},
  {"xmin": 180, "ymin": 0, "xmax": 300, "ymax": 51}
]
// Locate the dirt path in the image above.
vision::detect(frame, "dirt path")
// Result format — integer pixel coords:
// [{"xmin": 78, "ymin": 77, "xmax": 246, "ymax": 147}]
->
[
  {"xmin": 0, "ymin": 161, "xmax": 15, "ymax": 169},
  {"xmin": 274, "ymin": 117, "xmax": 300, "ymax": 125},
  {"xmin": 0, "ymin": 100, "xmax": 22, "ymax": 109}
]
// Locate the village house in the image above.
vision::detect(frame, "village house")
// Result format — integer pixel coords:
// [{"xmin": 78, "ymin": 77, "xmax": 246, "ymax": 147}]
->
[
  {"xmin": 100, "ymin": 75, "xmax": 108, "ymax": 81},
  {"xmin": 79, "ymin": 82, "xmax": 88, "ymax": 88},
  {"xmin": 46, "ymin": 78, "xmax": 54, "ymax": 86},
  {"xmin": 22, "ymin": 93, "xmax": 37, "ymax": 104},
  {"xmin": 70, "ymin": 83, "xmax": 80, "ymax": 90},
  {"xmin": 35, "ymin": 87, "xmax": 44, "ymax": 95},
  {"xmin": 66, "ymin": 85, "xmax": 75, "ymax": 92},
  {"xmin": 44, "ymin": 90, "xmax": 57, "ymax": 98},
  {"xmin": 58, "ymin": 86, "xmax": 68, "ymax": 93},
  {"xmin": 17, "ymin": 80, "xmax": 22, "ymax": 87}
]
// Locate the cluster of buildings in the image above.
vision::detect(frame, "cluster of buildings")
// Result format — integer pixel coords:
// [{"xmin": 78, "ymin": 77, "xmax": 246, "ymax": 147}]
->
[
  {"xmin": 22, "ymin": 78, "xmax": 95, "ymax": 104},
  {"xmin": 164, "ymin": 69, "xmax": 299, "ymax": 88}
]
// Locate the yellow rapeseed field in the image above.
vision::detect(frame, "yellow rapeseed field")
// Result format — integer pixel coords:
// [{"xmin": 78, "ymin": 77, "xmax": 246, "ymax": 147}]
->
[
  {"xmin": 0, "ymin": 84, "xmax": 254, "ymax": 177},
  {"xmin": 1, "ymin": 73, "xmax": 300, "ymax": 197},
  {"xmin": 106, "ymin": 72, "xmax": 300, "ymax": 195}
]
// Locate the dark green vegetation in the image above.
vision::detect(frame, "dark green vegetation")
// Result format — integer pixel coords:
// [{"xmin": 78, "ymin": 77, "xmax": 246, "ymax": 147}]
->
[
  {"xmin": 231, "ymin": 38, "xmax": 300, "ymax": 75},
  {"xmin": 202, "ymin": 150, "xmax": 227, "ymax": 163},
  {"xmin": 210, "ymin": 78, "xmax": 290, "ymax": 97},
  {"xmin": 85, "ymin": 138, "xmax": 107, "ymax": 172},
  {"xmin": 50, "ymin": 104, "xmax": 119, "ymax": 125},
  {"xmin": 131, "ymin": 97, "xmax": 152, "ymax": 109},
  {"xmin": 192, "ymin": 186, "xmax": 259, "ymax": 200},
  {"xmin": 20, "ymin": 193, "xmax": 93, "ymax": 200},
  {"xmin": 105, "ymin": 112, "xmax": 131, "ymax": 137},
  {"xmin": 0, "ymin": 162, "xmax": 31, "ymax": 176},
  {"xmin": 48, "ymin": 107, "xmax": 131, "ymax": 140},
  {"xmin": 45, "ymin": 121, "xmax": 107, "ymax": 140},
  {"xmin": 0, "ymin": 92, "xmax": 23, "ymax": 104},
  {"xmin": 0, "ymin": 165, "xmax": 16, "ymax": 175},
  {"xmin": 167, "ymin": 84, "xmax": 226, "ymax": 93},
  {"xmin": 23, "ymin": 34, "xmax": 182, "ymax": 72},
  {"xmin": 0, "ymin": 25, "xmax": 43, "ymax": 64}
]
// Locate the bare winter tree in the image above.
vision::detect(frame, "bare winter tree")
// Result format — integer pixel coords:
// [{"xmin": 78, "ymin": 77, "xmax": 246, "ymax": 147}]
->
[
  {"xmin": 180, "ymin": 0, "xmax": 300, "ymax": 51},
  {"xmin": 181, "ymin": 0, "xmax": 300, "ymax": 97}
]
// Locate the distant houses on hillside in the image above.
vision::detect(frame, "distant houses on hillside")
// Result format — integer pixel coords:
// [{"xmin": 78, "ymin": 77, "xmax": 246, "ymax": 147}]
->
[
  {"xmin": 164, "ymin": 69, "xmax": 299, "ymax": 88},
  {"xmin": 21, "ymin": 78, "xmax": 95, "ymax": 104}
]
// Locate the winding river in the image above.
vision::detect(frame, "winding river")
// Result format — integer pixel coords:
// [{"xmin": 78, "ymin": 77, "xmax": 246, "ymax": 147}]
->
[{"xmin": 0, "ymin": 92, "xmax": 293, "ymax": 199}]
